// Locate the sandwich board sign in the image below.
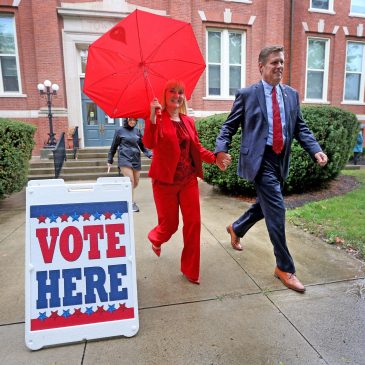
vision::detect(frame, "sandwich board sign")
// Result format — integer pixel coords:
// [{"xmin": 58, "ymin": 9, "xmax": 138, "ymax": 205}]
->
[{"xmin": 25, "ymin": 177, "xmax": 139, "ymax": 350}]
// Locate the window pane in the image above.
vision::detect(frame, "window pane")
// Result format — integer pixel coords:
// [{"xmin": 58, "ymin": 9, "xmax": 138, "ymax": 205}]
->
[
  {"xmin": 346, "ymin": 43, "xmax": 363, "ymax": 72},
  {"xmin": 229, "ymin": 66, "xmax": 241, "ymax": 95},
  {"xmin": 344, "ymin": 73, "xmax": 361, "ymax": 100},
  {"xmin": 306, "ymin": 71, "xmax": 324, "ymax": 99},
  {"xmin": 208, "ymin": 32, "xmax": 221, "ymax": 63},
  {"xmin": 351, "ymin": 0, "xmax": 365, "ymax": 14},
  {"xmin": 1, "ymin": 56, "xmax": 19, "ymax": 92},
  {"xmin": 80, "ymin": 50, "xmax": 88, "ymax": 74},
  {"xmin": 86, "ymin": 103, "xmax": 98, "ymax": 125},
  {"xmin": 229, "ymin": 33, "xmax": 241, "ymax": 64},
  {"xmin": 0, "ymin": 16, "xmax": 15, "ymax": 54},
  {"xmin": 208, "ymin": 65, "xmax": 220, "ymax": 95},
  {"xmin": 312, "ymin": 0, "xmax": 329, "ymax": 10},
  {"xmin": 308, "ymin": 40, "xmax": 325, "ymax": 69}
]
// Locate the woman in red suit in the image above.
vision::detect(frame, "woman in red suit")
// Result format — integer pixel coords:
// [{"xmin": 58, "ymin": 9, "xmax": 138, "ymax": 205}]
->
[{"xmin": 143, "ymin": 80, "xmax": 228, "ymax": 284}]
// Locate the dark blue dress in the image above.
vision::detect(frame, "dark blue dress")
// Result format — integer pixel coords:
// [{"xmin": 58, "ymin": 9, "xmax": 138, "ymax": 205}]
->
[{"xmin": 107, "ymin": 126, "xmax": 152, "ymax": 170}]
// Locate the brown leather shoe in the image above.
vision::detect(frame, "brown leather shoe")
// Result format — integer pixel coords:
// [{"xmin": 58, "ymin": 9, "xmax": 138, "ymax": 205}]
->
[
  {"xmin": 274, "ymin": 267, "xmax": 305, "ymax": 292},
  {"xmin": 226, "ymin": 224, "xmax": 243, "ymax": 251}
]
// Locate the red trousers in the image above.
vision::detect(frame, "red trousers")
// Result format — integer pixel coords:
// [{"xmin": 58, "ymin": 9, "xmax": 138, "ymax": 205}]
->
[{"xmin": 148, "ymin": 176, "xmax": 201, "ymax": 281}]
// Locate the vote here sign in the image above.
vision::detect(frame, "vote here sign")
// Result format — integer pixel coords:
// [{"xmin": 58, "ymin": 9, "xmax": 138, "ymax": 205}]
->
[{"xmin": 25, "ymin": 178, "xmax": 139, "ymax": 350}]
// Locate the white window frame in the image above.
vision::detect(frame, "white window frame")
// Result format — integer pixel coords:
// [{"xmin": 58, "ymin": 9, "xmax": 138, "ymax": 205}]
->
[
  {"xmin": 304, "ymin": 37, "xmax": 330, "ymax": 103},
  {"xmin": 0, "ymin": 13, "xmax": 22, "ymax": 96},
  {"xmin": 309, "ymin": 0, "xmax": 335, "ymax": 14},
  {"xmin": 342, "ymin": 41, "xmax": 365, "ymax": 105},
  {"xmin": 349, "ymin": 0, "xmax": 365, "ymax": 18},
  {"xmin": 205, "ymin": 28, "xmax": 246, "ymax": 99}
]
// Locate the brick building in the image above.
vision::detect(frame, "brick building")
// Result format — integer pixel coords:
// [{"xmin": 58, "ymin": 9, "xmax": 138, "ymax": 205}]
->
[{"xmin": 0, "ymin": 0, "xmax": 364, "ymax": 155}]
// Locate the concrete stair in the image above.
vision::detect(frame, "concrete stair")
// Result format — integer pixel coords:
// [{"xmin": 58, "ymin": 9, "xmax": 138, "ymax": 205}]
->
[{"xmin": 28, "ymin": 148, "xmax": 151, "ymax": 181}]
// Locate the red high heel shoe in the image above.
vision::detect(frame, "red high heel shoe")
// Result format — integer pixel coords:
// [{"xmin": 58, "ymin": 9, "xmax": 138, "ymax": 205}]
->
[
  {"xmin": 151, "ymin": 244, "xmax": 161, "ymax": 257},
  {"xmin": 184, "ymin": 275, "xmax": 200, "ymax": 285}
]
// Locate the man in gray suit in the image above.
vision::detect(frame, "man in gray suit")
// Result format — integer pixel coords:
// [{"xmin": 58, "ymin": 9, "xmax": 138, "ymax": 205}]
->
[{"xmin": 215, "ymin": 45, "xmax": 328, "ymax": 292}]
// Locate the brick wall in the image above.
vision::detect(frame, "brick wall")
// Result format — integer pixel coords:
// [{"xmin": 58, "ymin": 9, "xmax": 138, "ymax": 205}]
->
[{"xmin": 1, "ymin": 0, "xmax": 363, "ymax": 155}]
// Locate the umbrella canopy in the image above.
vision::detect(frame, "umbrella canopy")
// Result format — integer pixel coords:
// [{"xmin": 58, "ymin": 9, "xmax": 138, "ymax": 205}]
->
[{"xmin": 83, "ymin": 10, "xmax": 206, "ymax": 118}]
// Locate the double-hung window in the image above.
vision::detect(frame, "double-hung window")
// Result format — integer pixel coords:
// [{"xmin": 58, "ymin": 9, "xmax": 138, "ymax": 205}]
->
[
  {"xmin": 350, "ymin": 0, "xmax": 365, "ymax": 16},
  {"xmin": 309, "ymin": 0, "xmax": 334, "ymax": 13},
  {"xmin": 344, "ymin": 41, "xmax": 365, "ymax": 102},
  {"xmin": 206, "ymin": 29, "xmax": 245, "ymax": 98},
  {"xmin": 0, "ymin": 14, "xmax": 21, "ymax": 94},
  {"xmin": 305, "ymin": 38, "xmax": 330, "ymax": 101}
]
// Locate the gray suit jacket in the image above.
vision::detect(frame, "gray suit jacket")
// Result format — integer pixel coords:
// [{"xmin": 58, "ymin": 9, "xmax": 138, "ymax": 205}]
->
[{"xmin": 215, "ymin": 81, "xmax": 322, "ymax": 182}]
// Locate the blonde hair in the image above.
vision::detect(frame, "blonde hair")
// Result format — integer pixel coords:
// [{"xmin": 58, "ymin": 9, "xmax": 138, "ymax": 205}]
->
[{"xmin": 161, "ymin": 79, "xmax": 188, "ymax": 115}]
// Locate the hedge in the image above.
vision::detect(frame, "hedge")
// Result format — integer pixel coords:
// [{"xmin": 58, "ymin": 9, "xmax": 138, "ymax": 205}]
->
[
  {"xmin": 196, "ymin": 105, "xmax": 359, "ymax": 195},
  {"xmin": 0, "ymin": 119, "xmax": 36, "ymax": 199}
]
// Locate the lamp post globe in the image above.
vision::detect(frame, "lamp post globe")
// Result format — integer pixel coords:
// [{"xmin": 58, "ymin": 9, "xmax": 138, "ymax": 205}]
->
[{"xmin": 38, "ymin": 80, "xmax": 59, "ymax": 147}]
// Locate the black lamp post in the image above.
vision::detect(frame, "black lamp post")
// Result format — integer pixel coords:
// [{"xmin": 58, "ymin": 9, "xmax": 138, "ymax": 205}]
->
[{"xmin": 37, "ymin": 80, "xmax": 59, "ymax": 147}]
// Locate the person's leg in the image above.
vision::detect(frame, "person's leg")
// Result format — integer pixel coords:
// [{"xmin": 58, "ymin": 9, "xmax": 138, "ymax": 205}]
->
[
  {"xmin": 254, "ymin": 153, "xmax": 295, "ymax": 273},
  {"xmin": 120, "ymin": 166, "xmax": 135, "ymax": 200},
  {"xmin": 353, "ymin": 152, "xmax": 359, "ymax": 165},
  {"xmin": 148, "ymin": 181, "xmax": 180, "ymax": 248},
  {"xmin": 232, "ymin": 201, "xmax": 264, "ymax": 238},
  {"xmin": 179, "ymin": 177, "xmax": 201, "ymax": 282},
  {"xmin": 133, "ymin": 170, "xmax": 140, "ymax": 189}
]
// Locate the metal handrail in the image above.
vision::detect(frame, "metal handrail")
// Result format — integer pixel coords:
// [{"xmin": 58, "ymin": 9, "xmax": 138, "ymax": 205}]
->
[
  {"xmin": 72, "ymin": 126, "xmax": 79, "ymax": 159},
  {"xmin": 52, "ymin": 132, "xmax": 66, "ymax": 178}
]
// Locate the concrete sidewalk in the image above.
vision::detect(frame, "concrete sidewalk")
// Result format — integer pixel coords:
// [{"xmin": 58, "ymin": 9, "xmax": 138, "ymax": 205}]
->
[{"xmin": 0, "ymin": 179, "xmax": 364, "ymax": 365}]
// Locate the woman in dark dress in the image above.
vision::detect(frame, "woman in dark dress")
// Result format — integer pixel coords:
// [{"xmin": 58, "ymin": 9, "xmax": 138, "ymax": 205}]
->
[{"xmin": 107, "ymin": 117, "xmax": 152, "ymax": 212}]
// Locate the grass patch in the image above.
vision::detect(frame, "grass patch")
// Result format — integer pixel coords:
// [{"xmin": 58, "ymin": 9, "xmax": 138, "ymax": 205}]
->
[{"xmin": 287, "ymin": 170, "xmax": 365, "ymax": 259}]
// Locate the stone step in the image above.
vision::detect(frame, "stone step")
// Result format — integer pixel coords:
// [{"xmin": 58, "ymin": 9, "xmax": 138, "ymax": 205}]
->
[
  {"xmin": 28, "ymin": 170, "xmax": 149, "ymax": 182},
  {"xmin": 29, "ymin": 149, "xmax": 151, "ymax": 181}
]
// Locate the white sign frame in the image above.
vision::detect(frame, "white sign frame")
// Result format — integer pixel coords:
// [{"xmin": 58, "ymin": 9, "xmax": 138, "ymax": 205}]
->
[{"xmin": 25, "ymin": 177, "xmax": 139, "ymax": 350}]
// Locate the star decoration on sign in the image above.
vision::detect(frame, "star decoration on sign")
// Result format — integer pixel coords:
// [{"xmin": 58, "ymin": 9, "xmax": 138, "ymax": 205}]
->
[
  {"xmin": 104, "ymin": 211, "xmax": 112, "ymax": 220},
  {"xmin": 49, "ymin": 213, "xmax": 58, "ymax": 223},
  {"xmin": 82, "ymin": 212, "xmax": 91, "ymax": 221},
  {"xmin": 85, "ymin": 307, "xmax": 94, "ymax": 316},
  {"xmin": 114, "ymin": 211, "xmax": 123, "ymax": 219},
  {"xmin": 50, "ymin": 310, "xmax": 59, "ymax": 319},
  {"xmin": 74, "ymin": 308, "xmax": 82, "ymax": 317},
  {"xmin": 38, "ymin": 312, "xmax": 47, "ymax": 321},
  {"xmin": 96, "ymin": 305, "xmax": 105, "ymax": 314},
  {"xmin": 37, "ymin": 215, "xmax": 46, "ymax": 224},
  {"xmin": 62, "ymin": 309, "xmax": 71, "ymax": 318},
  {"xmin": 119, "ymin": 303, "xmax": 127, "ymax": 311},
  {"xmin": 60, "ymin": 213, "xmax": 69, "ymax": 222},
  {"xmin": 107, "ymin": 304, "xmax": 116, "ymax": 313},
  {"xmin": 93, "ymin": 212, "xmax": 102, "ymax": 220},
  {"xmin": 71, "ymin": 212, "xmax": 80, "ymax": 222}
]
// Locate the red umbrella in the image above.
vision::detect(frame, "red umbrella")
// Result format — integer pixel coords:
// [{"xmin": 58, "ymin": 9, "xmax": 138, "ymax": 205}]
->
[{"xmin": 83, "ymin": 10, "xmax": 206, "ymax": 118}]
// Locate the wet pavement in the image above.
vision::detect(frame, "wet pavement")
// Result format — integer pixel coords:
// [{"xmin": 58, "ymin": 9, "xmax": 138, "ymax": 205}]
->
[{"xmin": 0, "ymin": 179, "xmax": 364, "ymax": 365}]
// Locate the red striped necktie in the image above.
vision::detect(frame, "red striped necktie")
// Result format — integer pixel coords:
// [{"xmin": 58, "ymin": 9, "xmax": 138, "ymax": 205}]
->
[{"xmin": 272, "ymin": 86, "xmax": 284, "ymax": 154}]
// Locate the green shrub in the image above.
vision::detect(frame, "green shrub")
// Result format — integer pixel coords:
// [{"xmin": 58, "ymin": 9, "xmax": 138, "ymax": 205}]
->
[
  {"xmin": 196, "ymin": 106, "xmax": 359, "ymax": 195},
  {"xmin": 0, "ymin": 119, "xmax": 36, "ymax": 199}
]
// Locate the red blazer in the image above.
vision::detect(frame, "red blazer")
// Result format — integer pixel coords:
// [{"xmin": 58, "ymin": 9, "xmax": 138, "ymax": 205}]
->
[{"xmin": 143, "ymin": 111, "xmax": 216, "ymax": 184}]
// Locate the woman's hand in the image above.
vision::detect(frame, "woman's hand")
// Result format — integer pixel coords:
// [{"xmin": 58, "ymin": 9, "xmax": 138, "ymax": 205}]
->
[
  {"xmin": 216, "ymin": 152, "xmax": 232, "ymax": 171},
  {"xmin": 107, "ymin": 163, "xmax": 112, "ymax": 173},
  {"xmin": 150, "ymin": 97, "xmax": 162, "ymax": 124}
]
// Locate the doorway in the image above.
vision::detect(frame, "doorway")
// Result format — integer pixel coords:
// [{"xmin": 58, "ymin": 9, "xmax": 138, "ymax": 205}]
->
[{"xmin": 80, "ymin": 79, "xmax": 120, "ymax": 147}]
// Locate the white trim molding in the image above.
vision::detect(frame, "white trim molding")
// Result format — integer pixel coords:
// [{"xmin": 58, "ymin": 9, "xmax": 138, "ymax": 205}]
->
[
  {"xmin": 357, "ymin": 24, "xmax": 364, "ymax": 37},
  {"xmin": 198, "ymin": 10, "xmax": 207, "ymax": 21},
  {"xmin": 224, "ymin": 8, "xmax": 232, "ymax": 23}
]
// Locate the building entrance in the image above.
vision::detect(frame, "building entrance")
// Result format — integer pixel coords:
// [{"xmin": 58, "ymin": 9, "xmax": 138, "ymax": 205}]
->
[{"xmin": 80, "ymin": 79, "xmax": 120, "ymax": 147}]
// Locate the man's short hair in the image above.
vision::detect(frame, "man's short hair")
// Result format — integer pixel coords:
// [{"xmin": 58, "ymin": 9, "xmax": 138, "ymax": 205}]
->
[{"xmin": 258, "ymin": 45, "xmax": 284, "ymax": 64}]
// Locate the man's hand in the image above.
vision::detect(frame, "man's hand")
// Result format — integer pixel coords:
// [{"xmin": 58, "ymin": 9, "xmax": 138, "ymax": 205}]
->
[
  {"xmin": 314, "ymin": 152, "xmax": 328, "ymax": 167},
  {"xmin": 216, "ymin": 152, "xmax": 232, "ymax": 171}
]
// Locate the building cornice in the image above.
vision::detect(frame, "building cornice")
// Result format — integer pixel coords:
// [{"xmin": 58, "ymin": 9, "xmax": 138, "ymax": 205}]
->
[{"xmin": 57, "ymin": 1, "xmax": 166, "ymax": 20}]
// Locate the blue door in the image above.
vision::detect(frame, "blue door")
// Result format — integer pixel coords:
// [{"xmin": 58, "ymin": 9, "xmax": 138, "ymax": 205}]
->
[{"xmin": 80, "ymin": 79, "xmax": 120, "ymax": 147}]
